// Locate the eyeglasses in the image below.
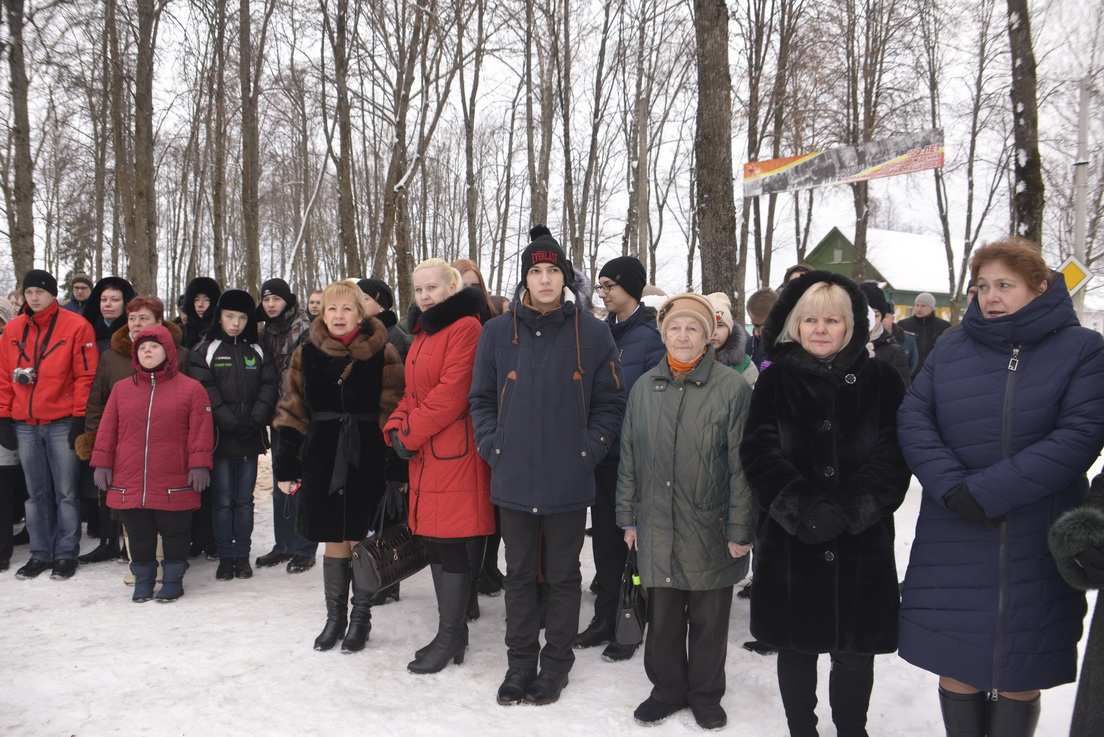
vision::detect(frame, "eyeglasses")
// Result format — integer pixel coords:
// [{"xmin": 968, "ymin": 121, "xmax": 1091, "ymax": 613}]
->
[{"xmin": 594, "ymin": 282, "xmax": 619, "ymax": 295}]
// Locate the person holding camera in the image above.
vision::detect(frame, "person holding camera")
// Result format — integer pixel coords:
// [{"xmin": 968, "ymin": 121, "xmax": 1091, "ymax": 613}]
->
[{"xmin": 0, "ymin": 269, "xmax": 99, "ymax": 580}]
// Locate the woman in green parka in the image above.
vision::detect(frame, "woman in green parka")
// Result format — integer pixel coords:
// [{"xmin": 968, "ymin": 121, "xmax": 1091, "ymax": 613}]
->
[{"xmin": 615, "ymin": 293, "xmax": 754, "ymax": 731}]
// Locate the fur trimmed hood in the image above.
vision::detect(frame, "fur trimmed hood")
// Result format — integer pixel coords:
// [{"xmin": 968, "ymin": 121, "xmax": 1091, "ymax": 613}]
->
[
  {"xmin": 409, "ymin": 287, "xmax": 485, "ymax": 336},
  {"xmin": 308, "ymin": 315, "xmax": 389, "ymax": 359},
  {"xmin": 762, "ymin": 270, "xmax": 870, "ymax": 375},
  {"xmin": 82, "ymin": 276, "xmax": 137, "ymax": 344}
]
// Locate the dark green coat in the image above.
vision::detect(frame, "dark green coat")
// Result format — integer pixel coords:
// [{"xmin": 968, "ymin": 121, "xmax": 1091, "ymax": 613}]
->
[{"xmin": 615, "ymin": 352, "xmax": 754, "ymax": 591}]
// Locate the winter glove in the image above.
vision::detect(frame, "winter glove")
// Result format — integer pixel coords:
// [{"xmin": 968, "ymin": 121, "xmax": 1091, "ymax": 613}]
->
[
  {"xmin": 797, "ymin": 499, "xmax": 848, "ymax": 544},
  {"xmin": 1075, "ymin": 545, "xmax": 1104, "ymax": 588},
  {"xmin": 0, "ymin": 418, "xmax": 16, "ymax": 451},
  {"xmin": 93, "ymin": 467, "xmax": 112, "ymax": 491},
  {"xmin": 943, "ymin": 483, "xmax": 990, "ymax": 525},
  {"xmin": 188, "ymin": 468, "xmax": 211, "ymax": 493},
  {"xmin": 67, "ymin": 417, "xmax": 84, "ymax": 450},
  {"xmin": 389, "ymin": 430, "xmax": 414, "ymax": 460}
]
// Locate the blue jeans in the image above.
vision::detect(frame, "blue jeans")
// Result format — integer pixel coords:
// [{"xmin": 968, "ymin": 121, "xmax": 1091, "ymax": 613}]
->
[
  {"xmin": 16, "ymin": 420, "xmax": 81, "ymax": 561},
  {"xmin": 270, "ymin": 432, "xmax": 316, "ymax": 558},
  {"xmin": 212, "ymin": 456, "xmax": 258, "ymax": 559}
]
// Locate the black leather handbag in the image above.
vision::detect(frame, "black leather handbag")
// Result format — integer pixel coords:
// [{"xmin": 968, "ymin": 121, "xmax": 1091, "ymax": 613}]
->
[
  {"xmin": 351, "ymin": 483, "xmax": 427, "ymax": 595},
  {"xmin": 614, "ymin": 550, "xmax": 647, "ymax": 646}
]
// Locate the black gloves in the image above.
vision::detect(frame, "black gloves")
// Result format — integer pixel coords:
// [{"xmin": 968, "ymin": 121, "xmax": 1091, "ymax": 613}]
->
[
  {"xmin": 0, "ymin": 418, "xmax": 16, "ymax": 451},
  {"xmin": 68, "ymin": 417, "xmax": 84, "ymax": 450},
  {"xmin": 389, "ymin": 429, "xmax": 414, "ymax": 460},
  {"xmin": 797, "ymin": 500, "xmax": 848, "ymax": 544},
  {"xmin": 93, "ymin": 467, "xmax": 112, "ymax": 491},
  {"xmin": 1075, "ymin": 545, "xmax": 1104, "ymax": 588},
  {"xmin": 943, "ymin": 483, "xmax": 990, "ymax": 525},
  {"xmin": 188, "ymin": 468, "xmax": 211, "ymax": 492}
]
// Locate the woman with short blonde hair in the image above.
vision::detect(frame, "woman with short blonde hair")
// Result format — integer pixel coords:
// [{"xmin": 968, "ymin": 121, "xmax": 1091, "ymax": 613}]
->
[{"xmin": 777, "ymin": 281, "xmax": 854, "ymax": 349}]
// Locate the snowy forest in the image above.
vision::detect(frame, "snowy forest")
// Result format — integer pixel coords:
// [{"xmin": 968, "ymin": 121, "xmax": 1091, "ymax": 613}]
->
[{"xmin": 0, "ymin": 0, "xmax": 1101, "ymax": 317}]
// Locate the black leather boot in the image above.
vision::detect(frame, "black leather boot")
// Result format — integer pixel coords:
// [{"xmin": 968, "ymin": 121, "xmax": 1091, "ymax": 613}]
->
[
  {"xmin": 987, "ymin": 693, "xmax": 1040, "ymax": 737},
  {"xmin": 314, "ymin": 557, "xmax": 350, "ymax": 651},
  {"xmin": 466, "ymin": 538, "xmax": 484, "ymax": 621},
  {"xmin": 408, "ymin": 570, "xmax": 469, "ymax": 673},
  {"xmin": 938, "ymin": 688, "xmax": 987, "ymax": 737},
  {"xmin": 574, "ymin": 615, "xmax": 614, "ymax": 649},
  {"xmin": 342, "ymin": 575, "xmax": 373, "ymax": 653}
]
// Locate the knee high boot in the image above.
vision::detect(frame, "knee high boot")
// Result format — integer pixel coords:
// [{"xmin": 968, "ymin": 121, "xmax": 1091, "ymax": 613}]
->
[
  {"xmin": 342, "ymin": 572, "xmax": 373, "ymax": 653},
  {"xmin": 416, "ymin": 564, "xmax": 471, "ymax": 659},
  {"xmin": 987, "ymin": 694, "xmax": 1040, "ymax": 737},
  {"xmin": 938, "ymin": 689, "xmax": 988, "ymax": 737},
  {"xmin": 314, "ymin": 557, "xmax": 351, "ymax": 651},
  {"xmin": 466, "ymin": 538, "xmax": 484, "ymax": 621},
  {"xmin": 408, "ymin": 569, "xmax": 469, "ymax": 674}
]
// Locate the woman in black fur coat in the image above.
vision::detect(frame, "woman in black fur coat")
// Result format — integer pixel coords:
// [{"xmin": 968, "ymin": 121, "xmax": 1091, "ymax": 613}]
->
[{"xmin": 739, "ymin": 271, "xmax": 911, "ymax": 737}]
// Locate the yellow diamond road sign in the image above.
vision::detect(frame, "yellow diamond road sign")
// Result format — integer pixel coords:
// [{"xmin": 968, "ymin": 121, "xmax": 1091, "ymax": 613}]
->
[{"xmin": 1059, "ymin": 255, "xmax": 1092, "ymax": 296}]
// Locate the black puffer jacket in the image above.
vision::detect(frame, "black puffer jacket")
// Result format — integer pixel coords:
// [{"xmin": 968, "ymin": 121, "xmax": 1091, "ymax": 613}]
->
[
  {"xmin": 870, "ymin": 328, "xmax": 911, "ymax": 388},
  {"xmin": 189, "ymin": 301, "xmax": 278, "ymax": 458},
  {"xmin": 81, "ymin": 277, "xmax": 136, "ymax": 353},
  {"xmin": 182, "ymin": 277, "xmax": 221, "ymax": 348},
  {"xmin": 257, "ymin": 299, "xmax": 311, "ymax": 391}
]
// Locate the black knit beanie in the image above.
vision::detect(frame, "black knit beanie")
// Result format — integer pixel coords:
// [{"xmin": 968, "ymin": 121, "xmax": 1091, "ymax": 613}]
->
[
  {"xmin": 521, "ymin": 225, "xmax": 574, "ymax": 285},
  {"xmin": 23, "ymin": 269, "xmax": 58, "ymax": 296},
  {"xmin": 260, "ymin": 278, "xmax": 294, "ymax": 306},
  {"xmin": 598, "ymin": 256, "xmax": 647, "ymax": 302}
]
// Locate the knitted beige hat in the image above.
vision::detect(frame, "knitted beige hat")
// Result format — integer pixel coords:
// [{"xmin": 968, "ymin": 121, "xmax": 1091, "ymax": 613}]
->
[
  {"xmin": 705, "ymin": 292, "xmax": 734, "ymax": 331},
  {"xmin": 657, "ymin": 293, "xmax": 716, "ymax": 340}
]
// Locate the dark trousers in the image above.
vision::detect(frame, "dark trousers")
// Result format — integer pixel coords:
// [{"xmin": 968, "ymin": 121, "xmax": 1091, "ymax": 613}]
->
[
  {"xmin": 212, "ymin": 456, "xmax": 258, "ymax": 558},
  {"xmin": 191, "ymin": 488, "xmax": 215, "ymax": 554},
  {"xmin": 118, "ymin": 509, "xmax": 192, "ymax": 563},
  {"xmin": 422, "ymin": 538, "xmax": 470, "ymax": 574},
  {"xmin": 499, "ymin": 506, "xmax": 586, "ymax": 676},
  {"xmin": 0, "ymin": 465, "xmax": 24, "ymax": 562},
  {"xmin": 270, "ymin": 433, "xmax": 317, "ymax": 557},
  {"xmin": 644, "ymin": 586, "xmax": 733, "ymax": 708},
  {"xmin": 777, "ymin": 649, "xmax": 875, "ymax": 737},
  {"xmin": 590, "ymin": 463, "xmax": 627, "ymax": 624}
]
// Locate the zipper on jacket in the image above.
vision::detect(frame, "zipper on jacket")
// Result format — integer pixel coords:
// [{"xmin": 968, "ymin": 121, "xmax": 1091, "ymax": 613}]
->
[
  {"xmin": 141, "ymin": 373, "xmax": 157, "ymax": 508},
  {"xmin": 991, "ymin": 343, "xmax": 1020, "ymax": 698},
  {"xmin": 27, "ymin": 320, "xmax": 40, "ymax": 420}
]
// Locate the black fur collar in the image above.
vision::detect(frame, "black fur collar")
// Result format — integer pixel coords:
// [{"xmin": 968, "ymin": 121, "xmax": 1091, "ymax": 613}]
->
[
  {"xmin": 762, "ymin": 270, "xmax": 870, "ymax": 376},
  {"xmin": 410, "ymin": 287, "xmax": 484, "ymax": 336}
]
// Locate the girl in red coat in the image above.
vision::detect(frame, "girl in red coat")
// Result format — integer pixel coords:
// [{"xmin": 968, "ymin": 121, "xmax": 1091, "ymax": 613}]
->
[
  {"xmin": 385, "ymin": 258, "xmax": 494, "ymax": 674},
  {"xmin": 91, "ymin": 325, "xmax": 215, "ymax": 602}
]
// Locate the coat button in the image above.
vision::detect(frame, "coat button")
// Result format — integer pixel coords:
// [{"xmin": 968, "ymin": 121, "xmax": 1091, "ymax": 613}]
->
[
  {"xmin": 844, "ymin": 374, "xmax": 857, "ymax": 384},
  {"xmin": 823, "ymin": 466, "xmax": 835, "ymax": 478},
  {"xmin": 820, "ymin": 420, "xmax": 832, "ymax": 432},
  {"xmin": 666, "ymin": 481, "xmax": 671, "ymax": 487},
  {"xmin": 824, "ymin": 551, "xmax": 836, "ymax": 562},
  {"xmin": 535, "ymin": 330, "xmax": 542, "ymax": 337},
  {"xmin": 580, "ymin": 450, "xmax": 587, "ymax": 457},
  {"xmin": 665, "ymin": 577, "xmax": 671, "ymax": 583},
  {"xmin": 532, "ymin": 507, "xmax": 539, "ymax": 513},
  {"xmin": 495, "ymin": 448, "xmax": 501, "ymax": 454}
]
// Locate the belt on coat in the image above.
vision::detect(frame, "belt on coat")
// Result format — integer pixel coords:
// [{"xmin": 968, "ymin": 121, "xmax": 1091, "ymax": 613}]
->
[{"xmin": 313, "ymin": 411, "xmax": 378, "ymax": 495}]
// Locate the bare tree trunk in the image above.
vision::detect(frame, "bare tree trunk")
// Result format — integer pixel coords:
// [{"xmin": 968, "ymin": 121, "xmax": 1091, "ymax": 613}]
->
[
  {"xmin": 1005, "ymin": 0, "xmax": 1044, "ymax": 244},
  {"xmin": 324, "ymin": 0, "xmax": 362, "ymax": 276},
  {"xmin": 694, "ymin": 0, "xmax": 740, "ymax": 301},
  {"xmin": 210, "ymin": 0, "xmax": 228, "ymax": 285},
  {"xmin": 127, "ymin": 0, "xmax": 160, "ymax": 293},
  {"xmin": 4, "ymin": 0, "xmax": 35, "ymax": 283},
  {"xmin": 459, "ymin": 0, "xmax": 485, "ymax": 263}
]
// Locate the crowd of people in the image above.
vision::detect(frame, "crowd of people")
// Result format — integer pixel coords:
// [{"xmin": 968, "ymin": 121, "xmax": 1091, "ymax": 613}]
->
[{"xmin": 2, "ymin": 228, "xmax": 1103, "ymax": 737}]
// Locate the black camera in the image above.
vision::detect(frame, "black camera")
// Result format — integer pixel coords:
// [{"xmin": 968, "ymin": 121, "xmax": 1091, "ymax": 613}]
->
[{"xmin": 12, "ymin": 367, "xmax": 36, "ymax": 385}]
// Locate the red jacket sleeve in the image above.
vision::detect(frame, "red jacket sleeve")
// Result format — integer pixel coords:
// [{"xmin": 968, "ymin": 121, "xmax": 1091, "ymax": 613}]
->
[
  {"xmin": 0, "ymin": 330, "xmax": 14, "ymax": 418},
  {"xmin": 71, "ymin": 319, "xmax": 99, "ymax": 417},
  {"xmin": 89, "ymin": 387, "xmax": 121, "ymax": 470},
  {"xmin": 186, "ymin": 380, "xmax": 215, "ymax": 470}
]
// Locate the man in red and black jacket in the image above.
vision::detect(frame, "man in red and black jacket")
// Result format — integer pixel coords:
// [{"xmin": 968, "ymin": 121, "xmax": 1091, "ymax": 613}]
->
[{"xmin": 0, "ymin": 269, "xmax": 99, "ymax": 580}]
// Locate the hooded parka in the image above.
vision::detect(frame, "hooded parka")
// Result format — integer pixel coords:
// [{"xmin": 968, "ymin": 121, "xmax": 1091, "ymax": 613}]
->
[
  {"xmin": 740, "ymin": 271, "xmax": 911, "ymax": 655},
  {"xmin": 81, "ymin": 277, "xmax": 137, "ymax": 353},
  {"xmin": 181, "ymin": 277, "xmax": 221, "ymax": 349},
  {"xmin": 91, "ymin": 325, "xmax": 214, "ymax": 513},
  {"xmin": 897, "ymin": 275, "xmax": 1104, "ymax": 692},
  {"xmin": 614, "ymin": 352, "xmax": 754, "ymax": 590},
  {"xmin": 383, "ymin": 288, "xmax": 494, "ymax": 539}
]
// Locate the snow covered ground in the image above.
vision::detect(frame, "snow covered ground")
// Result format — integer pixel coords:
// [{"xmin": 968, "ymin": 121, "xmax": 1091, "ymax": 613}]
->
[{"xmin": 0, "ymin": 459, "xmax": 1091, "ymax": 737}]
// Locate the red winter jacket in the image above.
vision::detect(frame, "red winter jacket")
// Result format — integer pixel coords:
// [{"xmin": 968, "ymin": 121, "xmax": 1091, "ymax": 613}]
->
[
  {"xmin": 0, "ymin": 300, "xmax": 98, "ymax": 423},
  {"xmin": 384, "ymin": 289, "xmax": 494, "ymax": 539},
  {"xmin": 91, "ymin": 325, "xmax": 215, "ymax": 512}
]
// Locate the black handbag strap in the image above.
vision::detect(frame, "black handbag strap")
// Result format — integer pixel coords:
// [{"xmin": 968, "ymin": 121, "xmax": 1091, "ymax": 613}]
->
[{"xmin": 370, "ymin": 483, "xmax": 406, "ymax": 536}]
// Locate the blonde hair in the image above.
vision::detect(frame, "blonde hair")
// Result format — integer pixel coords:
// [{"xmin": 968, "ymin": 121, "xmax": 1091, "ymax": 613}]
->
[
  {"xmin": 414, "ymin": 258, "xmax": 463, "ymax": 291},
  {"xmin": 322, "ymin": 281, "xmax": 369, "ymax": 322},
  {"xmin": 778, "ymin": 282, "xmax": 854, "ymax": 347}
]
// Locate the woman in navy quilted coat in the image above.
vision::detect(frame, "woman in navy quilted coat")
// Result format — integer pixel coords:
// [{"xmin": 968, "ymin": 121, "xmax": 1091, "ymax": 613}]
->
[{"xmin": 898, "ymin": 239, "xmax": 1104, "ymax": 737}]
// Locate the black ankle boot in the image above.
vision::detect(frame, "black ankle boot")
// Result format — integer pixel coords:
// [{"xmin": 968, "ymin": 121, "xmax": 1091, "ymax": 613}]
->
[
  {"xmin": 342, "ymin": 577, "xmax": 373, "ymax": 653},
  {"xmin": 78, "ymin": 537, "xmax": 120, "ymax": 564},
  {"xmin": 987, "ymin": 693, "xmax": 1040, "ymax": 737},
  {"xmin": 314, "ymin": 557, "xmax": 350, "ymax": 651},
  {"xmin": 408, "ymin": 570, "xmax": 469, "ymax": 674},
  {"xmin": 939, "ymin": 688, "xmax": 987, "ymax": 737}
]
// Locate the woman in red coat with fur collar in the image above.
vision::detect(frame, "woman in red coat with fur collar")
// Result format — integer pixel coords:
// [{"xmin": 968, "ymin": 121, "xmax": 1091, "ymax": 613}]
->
[{"xmin": 385, "ymin": 259, "xmax": 494, "ymax": 675}]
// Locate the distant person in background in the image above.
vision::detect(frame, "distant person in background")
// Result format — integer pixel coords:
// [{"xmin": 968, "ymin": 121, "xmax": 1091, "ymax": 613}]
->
[
  {"xmin": 63, "ymin": 275, "xmax": 93, "ymax": 314},
  {"xmin": 307, "ymin": 289, "xmax": 324, "ymax": 319},
  {"xmin": 357, "ymin": 278, "xmax": 412, "ymax": 362},
  {"xmin": 706, "ymin": 292, "xmax": 759, "ymax": 386},
  {"xmin": 8, "ymin": 291, "xmax": 24, "ymax": 314},
  {"xmin": 181, "ymin": 276, "xmax": 221, "ymax": 349},
  {"xmin": 745, "ymin": 288, "xmax": 778, "ymax": 370},
  {"xmin": 82, "ymin": 277, "xmax": 137, "ymax": 352},
  {"xmin": 453, "ymin": 259, "xmax": 499, "ymax": 323},
  {"xmin": 490, "ymin": 295, "xmax": 510, "ymax": 314},
  {"xmin": 781, "ymin": 264, "xmax": 812, "ymax": 288},
  {"xmin": 640, "ymin": 285, "xmax": 668, "ymax": 311},
  {"xmin": 881, "ymin": 302, "xmax": 918, "ymax": 374},
  {"xmin": 898, "ymin": 292, "xmax": 950, "ymax": 376},
  {"xmin": 859, "ymin": 282, "xmax": 911, "ymax": 387}
]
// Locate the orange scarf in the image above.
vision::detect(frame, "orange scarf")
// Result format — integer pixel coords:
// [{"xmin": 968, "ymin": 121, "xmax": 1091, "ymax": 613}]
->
[{"xmin": 667, "ymin": 352, "xmax": 703, "ymax": 379}]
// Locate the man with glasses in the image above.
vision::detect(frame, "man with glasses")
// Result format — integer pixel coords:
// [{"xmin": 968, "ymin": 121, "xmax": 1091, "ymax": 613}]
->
[{"xmin": 577, "ymin": 256, "xmax": 665, "ymax": 661}]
